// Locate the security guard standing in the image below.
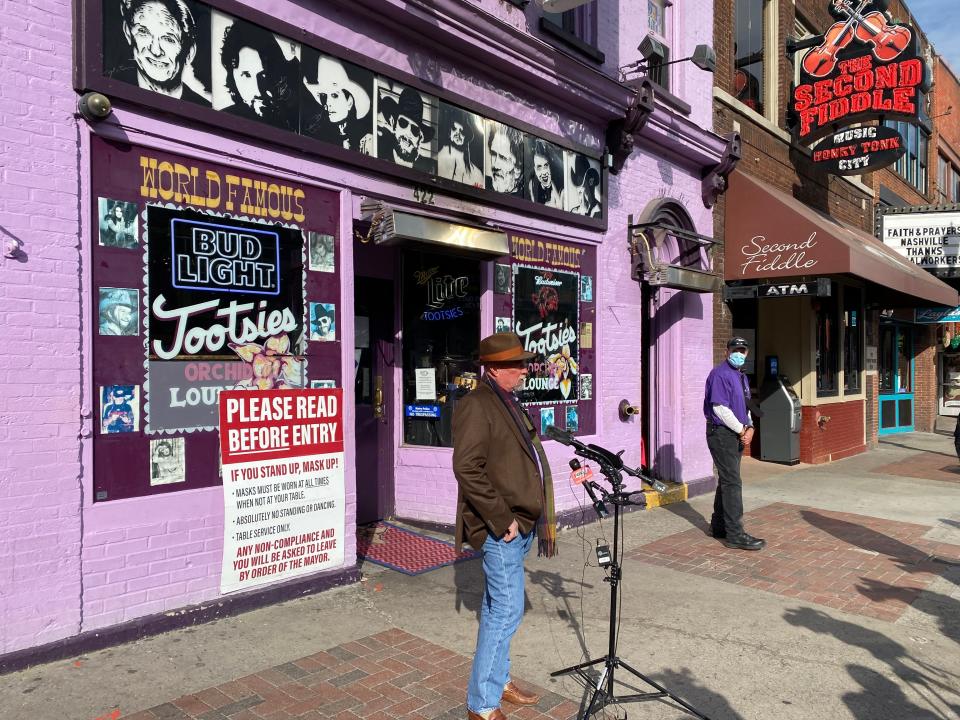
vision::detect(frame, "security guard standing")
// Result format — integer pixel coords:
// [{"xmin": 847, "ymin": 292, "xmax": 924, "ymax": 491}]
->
[{"xmin": 703, "ymin": 337, "xmax": 765, "ymax": 551}]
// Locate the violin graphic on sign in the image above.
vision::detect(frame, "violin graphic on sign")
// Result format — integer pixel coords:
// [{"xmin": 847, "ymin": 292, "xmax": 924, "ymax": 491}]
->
[{"xmin": 802, "ymin": 0, "xmax": 911, "ymax": 78}]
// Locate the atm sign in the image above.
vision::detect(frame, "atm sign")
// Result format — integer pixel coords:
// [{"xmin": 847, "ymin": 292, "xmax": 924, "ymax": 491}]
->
[{"xmin": 759, "ymin": 278, "xmax": 832, "ymax": 298}]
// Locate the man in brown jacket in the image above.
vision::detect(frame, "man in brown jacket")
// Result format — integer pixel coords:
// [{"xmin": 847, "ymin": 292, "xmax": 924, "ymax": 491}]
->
[{"xmin": 453, "ymin": 332, "xmax": 556, "ymax": 720}]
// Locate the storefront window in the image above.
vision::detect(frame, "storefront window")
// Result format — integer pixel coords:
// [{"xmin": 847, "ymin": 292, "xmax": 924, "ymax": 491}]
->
[
  {"xmin": 90, "ymin": 137, "xmax": 340, "ymax": 502},
  {"xmin": 941, "ymin": 351, "xmax": 960, "ymax": 411},
  {"xmin": 816, "ymin": 285, "xmax": 839, "ymax": 396},
  {"xmin": 401, "ymin": 250, "xmax": 481, "ymax": 447},
  {"xmin": 843, "ymin": 286, "xmax": 862, "ymax": 392},
  {"xmin": 734, "ymin": 0, "xmax": 765, "ymax": 115},
  {"xmin": 897, "ymin": 330, "xmax": 912, "ymax": 393},
  {"xmin": 885, "ymin": 120, "xmax": 930, "ymax": 194}
]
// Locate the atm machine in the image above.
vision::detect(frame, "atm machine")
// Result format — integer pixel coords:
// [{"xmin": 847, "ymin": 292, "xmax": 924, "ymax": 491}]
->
[{"xmin": 759, "ymin": 355, "xmax": 802, "ymax": 464}]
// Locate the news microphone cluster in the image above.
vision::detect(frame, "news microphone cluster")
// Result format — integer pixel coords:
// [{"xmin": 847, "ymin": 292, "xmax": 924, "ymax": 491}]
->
[{"xmin": 546, "ymin": 425, "xmax": 666, "ymax": 494}]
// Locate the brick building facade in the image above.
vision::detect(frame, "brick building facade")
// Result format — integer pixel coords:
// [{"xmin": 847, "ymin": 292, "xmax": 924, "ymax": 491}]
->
[
  {"xmin": 711, "ymin": 0, "xmax": 957, "ymax": 464},
  {"xmin": 0, "ymin": 0, "xmax": 730, "ymax": 665},
  {"xmin": 865, "ymin": 2, "xmax": 960, "ymax": 438}
]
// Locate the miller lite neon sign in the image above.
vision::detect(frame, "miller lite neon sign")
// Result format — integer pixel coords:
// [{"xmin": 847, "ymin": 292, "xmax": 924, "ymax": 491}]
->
[{"xmin": 789, "ymin": 0, "xmax": 929, "ymax": 146}]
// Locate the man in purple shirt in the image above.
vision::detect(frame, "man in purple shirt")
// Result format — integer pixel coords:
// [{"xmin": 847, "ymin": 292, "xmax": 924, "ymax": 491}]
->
[{"xmin": 703, "ymin": 337, "xmax": 765, "ymax": 551}]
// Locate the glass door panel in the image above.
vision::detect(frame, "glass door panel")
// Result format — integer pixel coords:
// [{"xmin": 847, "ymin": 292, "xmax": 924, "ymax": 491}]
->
[{"xmin": 878, "ymin": 324, "xmax": 914, "ymax": 434}]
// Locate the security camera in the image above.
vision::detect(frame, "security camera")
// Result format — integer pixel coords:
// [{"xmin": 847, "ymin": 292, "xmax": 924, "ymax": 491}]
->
[{"xmin": 77, "ymin": 92, "xmax": 112, "ymax": 122}]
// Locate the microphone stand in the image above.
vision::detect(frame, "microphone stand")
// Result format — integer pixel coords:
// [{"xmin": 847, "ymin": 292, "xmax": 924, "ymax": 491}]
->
[{"xmin": 547, "ymin": 428, "xmax": 714, "ymax": 720}]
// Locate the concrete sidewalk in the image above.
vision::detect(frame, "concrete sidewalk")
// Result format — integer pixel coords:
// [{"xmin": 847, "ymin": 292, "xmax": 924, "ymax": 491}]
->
[{"xmin": 2, "ymin": 433, "xmax": 959, "ymax": 720}]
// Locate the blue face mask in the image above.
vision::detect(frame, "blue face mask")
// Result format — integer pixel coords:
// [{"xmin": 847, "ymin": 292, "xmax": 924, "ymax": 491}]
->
[{"xmin": 728, "ymin": 352, "xmax": 746, "ymax": 368}]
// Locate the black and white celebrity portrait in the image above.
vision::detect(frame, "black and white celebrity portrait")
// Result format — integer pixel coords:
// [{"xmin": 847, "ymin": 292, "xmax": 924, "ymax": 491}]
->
[
  {"xmin": 98, "ymin": 288, "xmax": 139, "ymax": 336},
  {"xmin": 98, "ymin": 198, "xmax": 138, "ymax": 249},
  {"xmin": 493, "ymin": 263, "xmax": 511, "ymax": 295},
  {"xmin": 308, "ymin": 232, "xmax": 335, "ymax": 273},
  {"xmin": 150, "ymin": 438, "xmax": 185, "ymax": 485},
  {"xmin": 567, "ymin": 154, "xmax": 602, "ymax": 218},
  {"xmin": 103, "ymin": 0, "xmax": 211, "ymax": 106},
  {"xmin": 525, "ymin": 138, "xmax": 564, "ymax": 209},
  {"xmin": 376, "ymin": 82, "xmax": 436, "ymax": 174},
  {"xmin": 436, "ymin": 103, "xmax": 484, "ymax": 187},
  {"xmin": 301, "ymin": 49, "xmax": 374, "ymax": 154},
  {"xmin": 485, "ymin": 121, "xmax": 524, "ymax": 196},
  {"xmin": 212, "ymin": 12, "xmax": 299, "ymax": 130},
  {"xmin": 309, "ymin": 302, "xmax": 336, "ymax": 341}
]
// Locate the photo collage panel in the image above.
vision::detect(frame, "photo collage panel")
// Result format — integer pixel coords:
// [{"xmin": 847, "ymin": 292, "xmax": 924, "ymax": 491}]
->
[{"xmin": 100, "ymin": 0, "xmax": 603, "ymax": 218}]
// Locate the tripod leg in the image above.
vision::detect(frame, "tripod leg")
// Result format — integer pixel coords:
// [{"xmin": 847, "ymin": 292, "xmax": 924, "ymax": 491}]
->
[
  {"xmin": 550, "ymin": 656, "xmax": 606, "ymax": 678},
  {"xmin": 579, "ymin": 663, "xmax": 609, "ymax": 720},
  {"xmin": 617, "ymin": 660, "xmax": 715, "ymax": 720}
]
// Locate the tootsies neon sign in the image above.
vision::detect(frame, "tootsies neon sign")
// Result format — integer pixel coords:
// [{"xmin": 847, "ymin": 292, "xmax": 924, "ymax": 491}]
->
[{"xmin": 789, "ymin": 0, "xmax": 929, "ymax": 145}]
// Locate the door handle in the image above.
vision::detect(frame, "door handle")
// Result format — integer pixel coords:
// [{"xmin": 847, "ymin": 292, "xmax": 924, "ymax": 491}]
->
[{"xmin": 373, "ymin": 375, "xmax": 384, "ymax": 419}]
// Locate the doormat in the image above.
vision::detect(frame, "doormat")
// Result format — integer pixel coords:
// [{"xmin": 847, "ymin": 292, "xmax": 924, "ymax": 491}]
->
[{"xmin": 357, "ymin": 521, "xmax": 479, "ymax": 575}]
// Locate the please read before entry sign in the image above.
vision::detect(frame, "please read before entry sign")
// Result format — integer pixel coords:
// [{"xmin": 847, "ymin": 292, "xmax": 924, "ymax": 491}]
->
[{"xmin": 218, "ymin": 388, "xmax": 345, "ymax": 594}]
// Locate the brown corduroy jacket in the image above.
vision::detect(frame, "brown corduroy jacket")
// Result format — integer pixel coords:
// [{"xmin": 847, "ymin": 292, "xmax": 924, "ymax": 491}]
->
[{"xmin": 452, "ymin": 382, "xmax": 543, "ymax": 552}]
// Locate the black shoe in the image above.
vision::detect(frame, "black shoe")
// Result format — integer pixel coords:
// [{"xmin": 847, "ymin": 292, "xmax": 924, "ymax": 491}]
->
[
  {"xmin": 709, "ymin": 528, "xmax": 726, "ymax": 539},
  {"xmin": 722, "ymin": 532, "xmax": 764, "ymax": 551}
]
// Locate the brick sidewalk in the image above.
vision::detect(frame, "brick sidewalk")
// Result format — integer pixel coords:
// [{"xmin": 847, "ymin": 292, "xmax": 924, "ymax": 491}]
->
[
  {"xmin": 872, "ymin": 450, "xmax": 960, "ymax": 485},
  {"xmin": 120, "ymin": 629, "xmax": 579, "ymax": 720},
  {"xmin": 628, "ymin": 502, "xmax": 960, "ymax": 622}
]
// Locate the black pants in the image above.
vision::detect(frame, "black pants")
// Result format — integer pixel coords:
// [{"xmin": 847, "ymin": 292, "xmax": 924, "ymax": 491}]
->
[{"xmin": 707, "ymin": 424, "xmax": 744, "ymax": 536}]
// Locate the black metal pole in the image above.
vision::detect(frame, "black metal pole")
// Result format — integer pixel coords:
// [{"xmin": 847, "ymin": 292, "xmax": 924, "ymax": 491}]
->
[{"xmin": 606, "ymin": 477, "xmax": 619, "ymax": 699}]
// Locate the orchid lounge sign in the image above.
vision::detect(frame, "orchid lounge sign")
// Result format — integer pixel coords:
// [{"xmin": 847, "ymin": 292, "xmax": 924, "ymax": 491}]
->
[{"xmin": 789, "ymin": 0, "xmax": 929, "ymax": 170}]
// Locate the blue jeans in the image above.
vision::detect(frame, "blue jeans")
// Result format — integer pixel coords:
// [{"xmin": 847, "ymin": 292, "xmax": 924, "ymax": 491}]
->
[{"xmin": 466, "ymin": 528, "xmax": 535, "ymax": 714}]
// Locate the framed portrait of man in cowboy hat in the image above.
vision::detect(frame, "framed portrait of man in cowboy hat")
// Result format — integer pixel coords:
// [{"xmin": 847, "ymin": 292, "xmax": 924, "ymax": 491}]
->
[
  {"xmin": 300, "ymin": 48, "xmax": 374, "ymax": 154},
  {"xmin": 98, "ymin": 287, "xmax": 139, "ymax": 336},
  {"xmin": 375, "ymin": 80, "xmax": 437, "ymax": 174},
  {"xmin": 436, "ymin": 102, "xmax": 484, "ymax": 187},
  {"xmin": 100, "ymin": 384, "xmax": 140, "ymax": 434},
  {"xmin": 309, "ymin": 302, "xmax": 336, "ymax": 341},
  {"xmin": 565, "ymin": 152, "xmax": 603, "ymax": 218}
]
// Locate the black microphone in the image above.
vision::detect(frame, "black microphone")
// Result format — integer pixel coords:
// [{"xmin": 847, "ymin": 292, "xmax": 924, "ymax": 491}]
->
[
  {"xmin": 545, "ymin": 424, "xmax": 574, "ymax": 446},
  {"xmin": 583, "ymin": 481, "xmax": 609, "ymax": 519}
]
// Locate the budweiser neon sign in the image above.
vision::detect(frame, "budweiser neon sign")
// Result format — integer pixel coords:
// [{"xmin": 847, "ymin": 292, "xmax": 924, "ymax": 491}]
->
[{"xmin": 789, "ymin": 0, "xmax": 928, "ymax": 145}]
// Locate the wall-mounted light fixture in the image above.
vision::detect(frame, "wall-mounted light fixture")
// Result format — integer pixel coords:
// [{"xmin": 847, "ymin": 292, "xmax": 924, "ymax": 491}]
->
[
  {"xmin": 77, "ymin": 92, "xmax": 112, "ymax": 122},
  {"xmin": 620, "ymin": 42, "xmax": 716, "ymax": 80}
]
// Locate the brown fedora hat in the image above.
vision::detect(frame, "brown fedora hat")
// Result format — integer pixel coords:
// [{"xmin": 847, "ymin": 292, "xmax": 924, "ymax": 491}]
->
[{"xmin": 478, "ymin": 332, "xmax": 536, "ymax": 363}]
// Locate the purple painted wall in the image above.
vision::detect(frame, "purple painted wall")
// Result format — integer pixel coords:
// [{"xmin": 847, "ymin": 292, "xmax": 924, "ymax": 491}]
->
[
  {"xmin": 0, "ymin": 0, "xmax": 719, "ymax": 656},
  {"xmin": 0, "ymin": 0, "xmax": 84, "ymax": 654}
]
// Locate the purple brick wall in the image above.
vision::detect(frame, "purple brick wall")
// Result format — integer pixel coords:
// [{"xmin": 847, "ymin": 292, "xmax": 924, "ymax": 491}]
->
[
  {"xmin": 0, "ymin": 0, "xmax": 84, "ymax": 654},
  {"xmin": 392, "ymin": 0, "xmax": 718, "ymax": 522},
  {"xmin": 1, "ymin": 0, "xmax": 717, "ymax": 656}
]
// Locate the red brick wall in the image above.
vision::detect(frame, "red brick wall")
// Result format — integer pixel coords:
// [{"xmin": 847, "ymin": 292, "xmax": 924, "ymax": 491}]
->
[
  {"xmin": 800, "ymin": 400, "xmax": 866, "ymax": 464},
  {"xmin": 914, "ymin": 325, "xmax": 938, "ymax": 432},
  {"xmin": 865, "ymin": 374, "xmax": 879, "ymax": 448},
  {"xmin": 936, "ymin": 65, "xmax": 960, "ymax": 151},
  {"xmin": 864, "ymin": 0, "xmax": 938, "ymax": 205},
  {"xmin": 712, "ymin": 194, "xmax": 732, "ymax": 365},
  {"xmin": 935, "ymin": 61, "xmax": 960, "ymax": 181}
]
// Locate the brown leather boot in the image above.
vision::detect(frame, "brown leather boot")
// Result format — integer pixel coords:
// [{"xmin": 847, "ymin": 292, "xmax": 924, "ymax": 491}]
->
[
  {"xmin": 467, "ymin": 709, "xmax": 507, "ymax": 720},
  {"xmin": 501, "ymin": 680, "xmax": 541, "ymax": 706}
]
